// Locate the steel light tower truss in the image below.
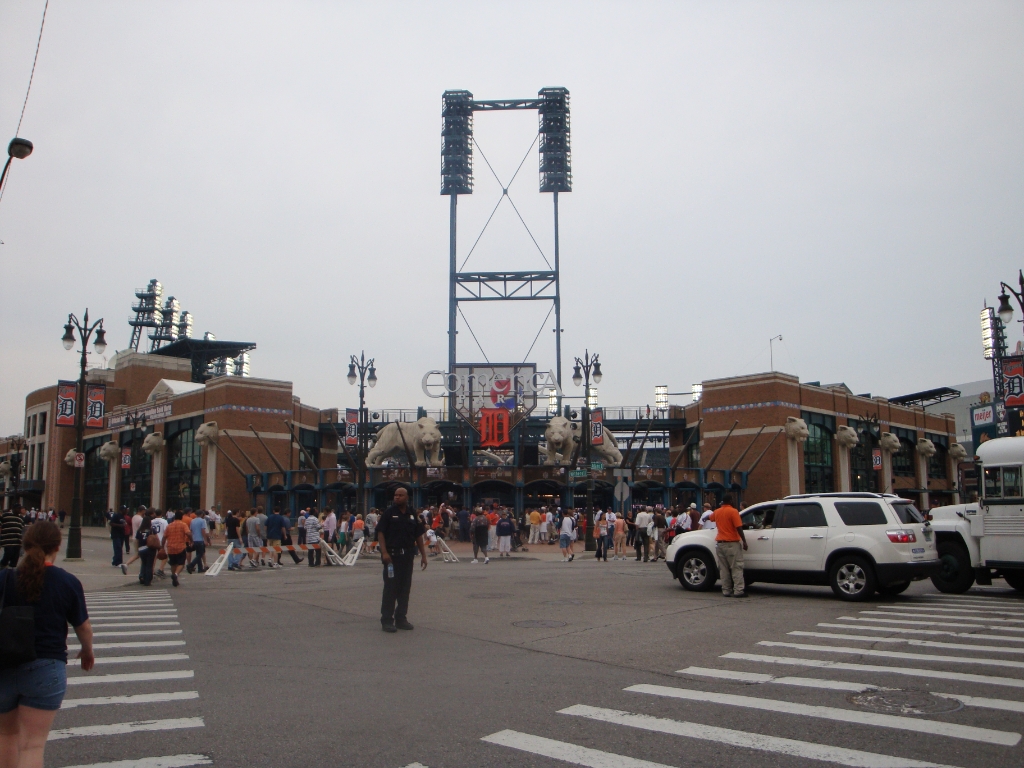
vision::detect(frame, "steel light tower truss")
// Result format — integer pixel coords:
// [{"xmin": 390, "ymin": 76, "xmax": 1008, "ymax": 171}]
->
[{"xmin": 442, "ymin": 88, "xmax": 571, "ymax": 411}]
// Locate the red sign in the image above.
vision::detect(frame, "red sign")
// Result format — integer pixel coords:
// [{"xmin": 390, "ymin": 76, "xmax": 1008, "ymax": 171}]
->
[
  {"xmin": 345, "ymin": 409, "xmax": 358, "ymax": 447},
  {"xmin": 591, "ymin": 408, "xmax": 604, "ymax": 446},
  {"xmin": 479, "ymin": 407, "xmax": 510, "ymax": 447},
  {"xmin": 56, "ymin": 381, "xmax": 77, "ymax": 427},
  {"xmin": 86, "ymin": 384, "xmax": 106, "ymax": 429},
  {"xmin": 872, "ymin": 449, "xmax": 882, "ymax": 470},
  {"xmin": 73, "ymin": 452, "xmax": 85, "ymax": 468},
  {"xmin": 121, "ymin": 448, "xmax": 132, "ymax": 469},
  {"xmin": 1003, "ymin": 357, "xmax": 1024, "ymax": 408}
]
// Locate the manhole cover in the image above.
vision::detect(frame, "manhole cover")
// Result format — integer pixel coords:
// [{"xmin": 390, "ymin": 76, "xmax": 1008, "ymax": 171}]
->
[
  {"xmin": 543, "ymin": 599, "xmax": 583, "ymax": 605},
  {"xmin": 848, "ymin": 690, "xmax": 962, "ymax": 715},
  {"xmin": 513, "ymin": 619, "xmax": 567, "ymax": 628},
  {"xmin": 469, "ymin": 592, "xmax": 513, "ymax": 599}
]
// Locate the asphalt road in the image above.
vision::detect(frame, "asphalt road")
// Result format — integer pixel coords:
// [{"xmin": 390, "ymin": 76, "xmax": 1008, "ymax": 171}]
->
[{"xmin": 43, "ymin": 531, "xmax": 1024, "ymax": 768}]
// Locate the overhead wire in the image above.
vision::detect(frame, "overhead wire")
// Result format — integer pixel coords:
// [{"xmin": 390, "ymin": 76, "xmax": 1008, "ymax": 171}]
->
[
  {"xmin": 457, "ymin": 305, "xmax": 492, "ymax": 366},
  {"xmin": 521, "ymin": 303, "xmax": 555, "ymax": 364}
]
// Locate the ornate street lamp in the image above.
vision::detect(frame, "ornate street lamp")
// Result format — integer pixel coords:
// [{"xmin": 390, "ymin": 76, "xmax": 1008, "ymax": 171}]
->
[
  {"xmin": 573, "ymin": 350, "xmax": 601, "ymax": 551},
  {"xmin": 348, "ymin": 351, "xmax": 375, "ymax": 515},
  {"xmin": 61, "ymin": 310, "xmax": 106, "ymax": 559},
  {"xmin": 0, "ymin": 137, "xmax": 33, "ymax": 194}
]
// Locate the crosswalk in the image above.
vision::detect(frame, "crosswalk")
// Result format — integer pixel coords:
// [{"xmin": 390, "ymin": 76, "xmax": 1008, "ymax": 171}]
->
[
  {"xmin": 481, "ymin": 590, "xmax": 1024, "ymax": 768},
  {"xmin": 50, "ymin": 590, "xmax": 211, "ymax": 768}
]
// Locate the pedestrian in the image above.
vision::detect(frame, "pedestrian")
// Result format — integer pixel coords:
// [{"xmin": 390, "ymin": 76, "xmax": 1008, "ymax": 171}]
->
[
  {"xmin": 376, "ymin": 487, "xmax": 427, "ymax": 633},
  {"xmin": 710, "ymin": 494, "xmax": 748, "ymax": 598},
  {"xmin": 365, "ymin": 508, "xmax": 379, "ymax": 553},
  {"xmin": 324, "ymin": 508, "xmax": 338, "ymax": 559},
  {"xmin": 545, "ymin": 507, "xmax": 555, "ymax": 544},
  {"xmin": 688, "ymin": 502, "xmax": 700, "ymax": 531},
  {"xmin": 257, "ymin": 507, "xmax": 268, "ymax": 547},
  {"xmin": 224, "ymin": 509, "xmax": 245, "ymax": 571},
  {"xmin": 487, "ymin": 507, "xmax": 499, "ymax": 552},
  {"xmin": 595, "ymin": 510, "xmax": 608, "ymax": 561},
  {"xmin": 558, "ymin": 510, "xmax": 576, "ymax": 562},
  {"xmin": 604, "ymin": 508, "xmax": 616, "ymax": 556},
  {"xmin": 351, "ymin": 514, "xmax": 364, "ymax": 551},
  {"xmin": 244, "ymin": 509, "xmax": 263, "ymax": 568},
  {"xmin": 652, "ymin": 508, "xmax": 668, "ymax": 562},
  {"xmin": 138, "ymin": 512, "xmax": 158, "ymax": 586},
  {"xmin": 0, "ymin": 521, "xmax": 95, "ymax": 767},
  {"xmin": 304, "ymin": 510, "xmax": 322, "ymax": 567},
  {"xmin": 279, "ymin": 513, "xmax": 303, "ymax": 564},
  {"xmin": 265, "ymin": 507, "xmax": 288, "ymax": 568},
  {"xmin": 162, "ymin": 513, "xmax": 191, "ymax": 587},
  {"xmin": 297, "ymin": 508, "xmax": 309, "ymax": 546},
  {"xmin": 457, "ymin": 505, "xmax": 470, "ymax": 542},
  {"xmin": 107, "ymin": 508, "xmax": 126, "ymax": 568},
  {"xmin": 187, "ymin": 512, "xmax": 210, "ymax": 574},
  {"xmin": 57, "ymin": 509, "xmax": 66, "ymax": 529},
  {"xmin": 149, "ymin": 510, "xmax": 169, "ymax": 580},
  {"xmin": 612, "ymin": 511, "xmax": 627, "ymax": 560},
  {"xmin": 496, "ymin": 510, "xmax": 514, "ymax": 557},
  {"xmin": 699, "ymin": 503, "xmax": 716, "ymax": 531},
  {"xmin": 633, "ymin": 507, "xmax": 652, "ymax": 562},
  {"xmin": 471, "ymin": 508, "xmax": 490, "ymax": 564}
]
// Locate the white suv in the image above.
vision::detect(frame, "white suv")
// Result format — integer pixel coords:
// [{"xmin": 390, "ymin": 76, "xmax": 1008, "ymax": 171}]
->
[{"xmin": 665, "ymin": 493, "xmax": 941, "ymax": 601}]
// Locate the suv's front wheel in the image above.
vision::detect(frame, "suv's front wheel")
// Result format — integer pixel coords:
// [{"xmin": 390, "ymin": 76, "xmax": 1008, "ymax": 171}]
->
[
  {"xmin": 829, "ymin": 556, "xmax": 876, "ymax": 601},
  {"xmin": 676, "ymin": 549, "xmax": 718, "ymax": 592}
]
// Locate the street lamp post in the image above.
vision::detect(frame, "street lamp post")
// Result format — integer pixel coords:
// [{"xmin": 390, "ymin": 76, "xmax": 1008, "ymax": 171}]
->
[
  {"xmin": 0, "ymin": 436, "xmax": 27, "ymax": 509},
  {"xmin": 572, "ymin": 350, "xmax": 602, "ymax": 552},
  {"xmin": 997, "ymin": 271, "xmax": 1024, "ymax": 328},
  {"xmin": 347, "ymin": 352, "xmax": 376, "ymax": 516},
  {"xmin": 61, "ymin": 310, "xmax": 107, "ymax": 559},
  {"xmin": 0, "ymin": 137, "xmax": 33, "ymax": 193}
]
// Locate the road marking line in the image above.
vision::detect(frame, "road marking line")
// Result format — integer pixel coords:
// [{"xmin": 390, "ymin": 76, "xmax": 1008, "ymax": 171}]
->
[
  {"xmin": 482, "ymin": 729, "xmax": 674, "ymax": 767},
  {"xmin": 836, "ymin": 616, "xmax": 1024, "ymax": 633},
  {"xmin": 933, "ymin": 692, "xmax": 1024, "ymax": 714},
  {"xmin": 858, "ymin": 611, "xmax": 1024, "ymax": 627},
  {"xmin": 66, "ymin": 670, "xmax": 194, "ymax": 686},
  {"xmin": 723, "ymin": 652, "xmax": 1024, "ymax": 689},
  {"xmin": 923, "ymin": 594, "xmax": 1024, "ymax": 603},
  {"xmin": 819, "ymin": 623, "xmax": 1024, "ymax": 642},
  {"xmin": 88, "ymin": 611, "xmax": 178, "ymax": 616},
  {"xmin": 69, "ymin": 641, "xmax": 186, "ymax": 651},
  {"xmin": 624, "ymin": 684, "xmax": 1019, "ymax": 746},
  {"xmin": 61, "ymin": 691, "xmax": 199, "ymax": 709},
  {"xmin": 680, "ymin": 666, "xmax": 879, "ymax": 692},
  {"xmin": 54, "ymin": 754, "xmax": 210, "ymax": 768},
  {"xmin": 93, "ymin": 630, "xmax": 183, "ymax": 637},
  {"xmin": 759, "ymin": 641, "xmax": 1024, "ymax": 669},
  {"xmin": 558, "ymin": 706, "xmax": 967, "ymax": 768},
  {"xmin": 67, "ymin": 653, "xmax": 189, "ymax": 667},
  {"xmin": 868, "ymin": 610, "xmax": 1024, "ymax": 622},
  {"xmin": 789, "ymin": 631, "xmax": 1024, "ymax": 654},
  {"xmin": 86, "ymin": 621, "xmax": 180, "ymax": 628},
  {"xmin": 48, "ymin": 717, "xmax": 204, "ymax": 741}
]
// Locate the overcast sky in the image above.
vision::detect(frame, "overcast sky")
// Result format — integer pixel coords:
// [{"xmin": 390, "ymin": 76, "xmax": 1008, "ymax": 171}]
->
[{"xmin": 0, "ymin": 1, "xmax": 1021, "ymax": 434}]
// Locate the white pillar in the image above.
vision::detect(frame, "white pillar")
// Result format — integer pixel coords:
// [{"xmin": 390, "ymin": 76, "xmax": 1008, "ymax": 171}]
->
[
  {"xmin": 836, "ymin": 440, "xmax": 851, "ymax": 493},
  {"xmin": 787, "ymin": 439, "xmax": 801, "ymax": 495},
  {"xmin": 205, "ymin": 443, "xmax": 217, "ymax": 510},
  {"xmin": 951, "ymin": 454, "xmax": 960, "ymax": 505},
  {"xmin": 107, "ymin": 459, "xmax": 119, "ymax": 512},
  {"xmin": 918, "ymin": 453, "xmax": 930, "ymax": 511},
  {"xmin": 150, "ymin": 450, "xmax": 163, "ymax": 510},
  {"xmin": 881, "ymin": 452, "xmax": 893, "ymax": 494}
]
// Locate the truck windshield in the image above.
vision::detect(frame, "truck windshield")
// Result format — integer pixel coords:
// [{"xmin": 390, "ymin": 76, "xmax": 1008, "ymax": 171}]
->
[
  {"xmin": 891, "ymin": 501, "xmax": 925, "ymax": 524},
  {"xmin": 984, "ymin": 466, "xmax": 1024, "ymax": 499}
]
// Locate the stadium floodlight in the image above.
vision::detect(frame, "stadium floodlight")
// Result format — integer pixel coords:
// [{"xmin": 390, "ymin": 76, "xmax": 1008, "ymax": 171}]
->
[
  {"xmin": 655, "ymin": 385, "xmax": 668, "ymax": 412},
  {"xmin": 691, "ymin": 384, "xmax": 703, "ymax": 402},
  {"xmin": 981, "ymin": 306, "xmax": 998, "ymax": 360}
]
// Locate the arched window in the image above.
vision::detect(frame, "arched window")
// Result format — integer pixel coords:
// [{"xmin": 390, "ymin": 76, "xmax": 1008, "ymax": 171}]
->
[{"xmin": 847, "ymin": 419, "xmax": 879, "ymax": 492}]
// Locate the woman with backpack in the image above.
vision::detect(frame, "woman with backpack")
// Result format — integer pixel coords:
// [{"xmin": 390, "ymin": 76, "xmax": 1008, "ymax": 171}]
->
[{"xmin": 0, "ymin": 521, "xmax": 95, "ymax": 767}]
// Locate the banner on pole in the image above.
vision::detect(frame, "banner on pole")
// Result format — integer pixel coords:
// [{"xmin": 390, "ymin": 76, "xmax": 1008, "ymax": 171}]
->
[
  {"xmin": 56, "ymin": 381, "xmax": 77, "ymax": 427},
  {"xmin": 591, "ymin": 408, "xmax": 604, "ymax": 446},
  {"xmin": 345, "ymin": 409, "xmax": 358, "ymax": 446},
  {"xmin": 1001, "ymin": 356, "xmax": 1024, "ymax": 408},
  {"xmin": 86, "ymin": 384, "xmax": 106, "ymax": 428},
  {"xmin": 121, "ymin": 448, "xmax": 132, "ymax": 469}
]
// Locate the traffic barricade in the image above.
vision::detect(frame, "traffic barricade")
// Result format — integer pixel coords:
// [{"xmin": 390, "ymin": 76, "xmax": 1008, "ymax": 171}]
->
[{"xmin": 206, "ymin": 541, "xmax": 345, "ymax": 575}]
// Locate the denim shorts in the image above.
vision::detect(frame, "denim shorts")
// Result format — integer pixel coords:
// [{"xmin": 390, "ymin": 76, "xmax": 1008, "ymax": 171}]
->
[
  {"xmin": 0, "ymin": 658, "xmax": 68, "ymax": 712},
  {"xmin": 559, "ymin": 533, "xmax": 572, "ymax": 548}
]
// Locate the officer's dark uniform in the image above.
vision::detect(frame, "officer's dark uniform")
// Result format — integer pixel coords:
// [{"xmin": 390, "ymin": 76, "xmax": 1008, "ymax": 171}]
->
[{"xmin": 376, "ymin": 503, "xmax": 426, "ymax": 629}]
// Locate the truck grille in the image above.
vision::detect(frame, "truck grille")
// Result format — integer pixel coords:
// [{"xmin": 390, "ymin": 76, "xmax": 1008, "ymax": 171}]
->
[{"xmin": 985, "ymin": 518, "xmax": 1024, "ymax": 535}]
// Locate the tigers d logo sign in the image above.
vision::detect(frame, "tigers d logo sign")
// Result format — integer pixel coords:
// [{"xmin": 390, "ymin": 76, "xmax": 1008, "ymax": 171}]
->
[{"xmin": 479, "ymin": 408, "xmax": 510, "ymax": 448}]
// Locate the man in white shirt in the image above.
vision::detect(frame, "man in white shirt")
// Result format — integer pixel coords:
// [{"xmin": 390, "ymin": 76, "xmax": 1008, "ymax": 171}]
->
[
  {"xmin": 634, "ymin": 507, "xmax": 652, "ymax": 562},
  {"xmin": 149, "ymin": 514, "xmax": 169, "ymax": 580},
  {"xmin": 558, "ymin": 512, "xmax": 576, "ymax": 562},
  {"xmin": 699, "ymin": 502, "xmax": 716, "ymax": 530}
]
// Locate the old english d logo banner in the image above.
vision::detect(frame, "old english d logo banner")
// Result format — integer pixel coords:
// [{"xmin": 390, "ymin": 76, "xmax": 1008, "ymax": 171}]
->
[
  {"xmin": 345, "ymin": 409, "xmax": 358, "ymax": 446},
  {"xmin": 1003, "ymin": 356, "xmax": 1024, "ymax": 408},
  {"xmin": 591, "ymin": 408, "xmax": 605, "ymax": 445},
  {"xmin": 121, "ymin": 448, "xmax": 132, "ymax": 469},
  {"xmin": 86, "ymin": 384, "xmax": 106, "ymax": 428},
  {"xmin": 56, "ymin": 381, "xmax": 77, "ymax": 426}
]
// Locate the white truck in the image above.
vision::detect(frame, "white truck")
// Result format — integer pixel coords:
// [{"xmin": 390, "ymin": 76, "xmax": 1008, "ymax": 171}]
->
[{"xmin": 929, "ymin": 435, "xmax": 1024, "ymax": 593}]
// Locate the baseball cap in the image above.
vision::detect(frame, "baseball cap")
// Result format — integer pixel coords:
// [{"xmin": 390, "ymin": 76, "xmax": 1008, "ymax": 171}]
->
[{"xmin": 688, "ymin": 503, "xmax": 697, "ymax": 509}]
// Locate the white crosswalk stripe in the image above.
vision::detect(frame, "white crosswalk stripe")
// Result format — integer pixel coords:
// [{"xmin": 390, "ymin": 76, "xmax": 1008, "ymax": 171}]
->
[
  {"xmin": 483, "ymin": 729, "xmax": 675, "ymax": 767},
  {"xmin": 788, "ymin": 630, "xmax": 1024, "ymax": 654},
  {"xmin": 869, "ymin": 606, "xmax": 1024, "ymax": 620},
  {"xmin": 51, "ymin": 594, "xmax": 205, "ymax": 764},
  {"xmin": 851, "ymin": 613, "xmax": 1024, "ymax": 630},
  {"xmin": 758, "ymin": 640, "xmax": 1024, "ymax": 669},
  {"xmin": 862, "ymin": 609, "xmax": 1024, "ymax": 624},
  {"xmin": 819, "ymin": 621, "xmax": 1024, "ymax": 641},
  {"xmin": 54, "ymin": 756, "xmax": 211, "ymax": 768}
]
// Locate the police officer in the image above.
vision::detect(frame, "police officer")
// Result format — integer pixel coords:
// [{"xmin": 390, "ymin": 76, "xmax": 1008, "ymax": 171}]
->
[{"xmin": 376, "ymin": 487, "xmax": 427, "ymax": 633}]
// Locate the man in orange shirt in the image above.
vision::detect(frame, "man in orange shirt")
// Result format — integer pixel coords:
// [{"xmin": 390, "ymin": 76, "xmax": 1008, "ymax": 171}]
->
[
  {"xmin": 162, "ymin": 515, "xmax": 192, "ymax": 588},
  {"xmin": 710, "ymin": 493, "xmax": 748, "ymax": 598}
]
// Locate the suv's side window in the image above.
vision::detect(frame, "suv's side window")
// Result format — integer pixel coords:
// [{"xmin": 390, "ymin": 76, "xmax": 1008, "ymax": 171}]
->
[
  {"xmin": 741, "ymin": 505, "xmax": 776, "ymax": 530},
  {"xmin": 835, "ymin": 501, "xmax": 888, "ymax": 526},
  {"xmin": 776, "ymin": 503, "xmax": 827, "ymax": 528}
]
